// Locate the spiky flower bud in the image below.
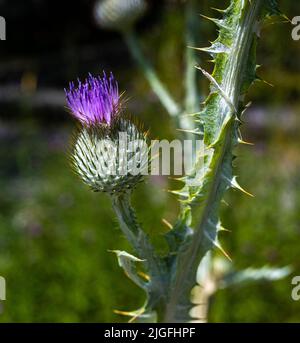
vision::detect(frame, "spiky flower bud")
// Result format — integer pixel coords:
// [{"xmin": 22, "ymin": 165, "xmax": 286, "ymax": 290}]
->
[
  {"xmin": 65, "ymin": 72, "xmax": 148, "ymax": 194},
  {"xmin": 93, "ymin": 0, "xmax": 147, "ymax": 32}
]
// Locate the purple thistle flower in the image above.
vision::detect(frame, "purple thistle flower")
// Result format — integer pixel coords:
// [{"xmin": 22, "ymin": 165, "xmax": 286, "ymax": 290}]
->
[{"xmin": 65, "ymin": 72, "xmax": 120, "ymax": 125}]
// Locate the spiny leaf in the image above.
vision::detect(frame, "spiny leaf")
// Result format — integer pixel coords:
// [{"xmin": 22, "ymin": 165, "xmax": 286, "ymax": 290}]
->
[
  {"xmin": 229, "ymin": 176, "xmax": 254, "ymax": 197},
  {"xmin": 164, "ymin": 0, "xmax": 282, "ymax": 323},
  {"xmin": 110, "ymin": 250, "xmax": 147, "ymax": 290},
  {"xmin": 219, "ymin": 266, "xmax": 292, "ymax": 289}
]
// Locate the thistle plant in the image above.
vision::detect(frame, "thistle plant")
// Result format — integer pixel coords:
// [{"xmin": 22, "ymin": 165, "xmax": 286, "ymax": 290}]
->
[
  {"xmin": 66, "ymin": 73, "xmax": 148, "ymax": 194},
  {"xmin": 66, "ymin": 0, "xmax": 289, "ymax": 323}
]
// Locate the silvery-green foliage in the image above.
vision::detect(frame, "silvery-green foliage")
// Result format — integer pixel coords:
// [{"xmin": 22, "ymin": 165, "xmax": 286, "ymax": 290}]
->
[
  {"xmin": 69, "ymin": 0, "xmax": 286, "ymax": 323},
  {"xmin": 162, "ymin": 0, "xmax": 282, "ymax": 322},
  {"xmin": 71, "ymin": 118, "xmax": 148, "ymax": 194},
  {"xmin": 219, "ymin": 266, "xmax": 292, "ymax": 289},
  {"xmin": 189, "ymin": 256, "xmax": 291, "ymax": 322},
  {"xmin": 94, "ymin": 0, "xmax": 147, "ymax": 31},
  {"xmin": 101, "ymin": 0, "xmax": 283, "ymax": 323}
]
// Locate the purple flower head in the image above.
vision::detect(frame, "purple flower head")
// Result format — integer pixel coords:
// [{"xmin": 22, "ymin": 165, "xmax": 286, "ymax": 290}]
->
[{"xmin": 65, "ymin": 72, "xmax": 120, "ymax": 125}]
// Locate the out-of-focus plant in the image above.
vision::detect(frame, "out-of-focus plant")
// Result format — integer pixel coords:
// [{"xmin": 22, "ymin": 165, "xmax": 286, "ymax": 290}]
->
[
  {"xmin": 191, "ymin": 253, "xmax": 291, "ymax": 322},
  {"xmin": 65, "ymin": 0, "xmax": 289, "ymax": 323},
  {"xmin": 93, "ymin": 0, "xmax": 196, "ymax": 131}
]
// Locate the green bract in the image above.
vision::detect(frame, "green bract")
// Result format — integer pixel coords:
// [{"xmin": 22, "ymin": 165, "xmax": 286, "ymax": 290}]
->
[{"xmin": 71, "ymin": 118, "xmax": 148, "ymax": 194}]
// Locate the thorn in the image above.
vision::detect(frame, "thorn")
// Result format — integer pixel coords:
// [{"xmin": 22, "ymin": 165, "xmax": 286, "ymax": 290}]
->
[
  {"xmin": 191, "ymin": 43, "xmax": 230, "ymax": 56},
  {"xmin": 195, "ymin": 66, "xmax": 237, "ymax": 114},
  {"xmin": 176, "ymin": 128, "xmax": 203, "ymax": 136},
  {"xmin": 241, "ymin": 102, "xmax": 252, "ymax": 114},
  {"xmin": 230, "ymin": 176, "xmax": 254, "ymax": 197},
  {"xmin": 113, "ymin": 308, "xmax": 142, "ymax": 317},
  {"xmin": 238, "ymin": 138, "xmax": 254, "ymax": 146},
  {"xmin": 280, "ymin": 13, "xmax": 292, "ymax": 24},
  {"xmin": 219, "ymin": 227, "xmax": 231, "ymax": 233},
  {"xmin": 180, "ymin": 111, "xmax": 201, "ymax": 118},
  {"xmin": 108, "ymin": 250, "xmax": 145, "ymax": 262},
  {"xmin": 221, "ymin": 199, "xmax": 230, "ymax": 207},
  {"xmin": 167, "ymin": 189, "xmax": 189, "ymax": 198},
  {"xmin": 188, "ymin": 45, "xmax": 205, "ymax": 51},
  {"xmin": 114, "ymin": 309, "xmax": 134, "ymax": 317},
  {"xmin": 217, "ymin": 221, "xmax": 231, "ymax": 233},
  {"xmin": 255, "ymin": 74, "xmax": 274, "ymax": 87},
  {"xmin": 162, "ymin": 218, "xmax": 173, "ymax": 230},
  {"xmin": 199, "ymin": 13, "xmax": 214, "ymax": 21},
  {"xmin": 199, "ymin": 14, "xmax": 229, "ymax": 30},
  {"xmin": 114, "ymin": 308, "xmax": 145, "ymax": 323},
  {"xmin": 216, "ymin": 243, "xmax": 232, "ymax": 262},
  {"xmin": 262, "ymin": 79, "xmax": 274, "ymax": 88},
  {"xmin": 137, "ymin": 271, "xmax": 151, "ymax": 281},
  {"xmin": 210, "ymin": 7, "xmax": 227, "ymax": 14},
  {"xmin": 204, "ymin": 231, "xmax": 232, "ymax": 261},
  {"xmin": 208, "ymin": 219, "xmax": 231, "ymax": 233}
]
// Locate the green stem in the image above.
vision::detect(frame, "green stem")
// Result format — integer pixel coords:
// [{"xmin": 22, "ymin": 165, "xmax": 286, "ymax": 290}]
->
[
  {"xmin": 111, "ymin": 192, "xmax": 168, "ymax": 308},
  {"xmin": 111, "ymin": 192, "xmax": 153, "ymax": 260},
  {"xmin": 164, "ymin": 0, "xmax": 265, "ymax": 322},
  {"xmin": 111, "ymin": 192, "xmax": 140, "ymax": 250},
  {"xmin": 123, "ymin": 29, "xmax": 181, "ymax": 118}
]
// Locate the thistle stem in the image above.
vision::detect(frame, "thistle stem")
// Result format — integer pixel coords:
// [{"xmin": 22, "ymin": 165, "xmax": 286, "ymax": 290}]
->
[
  {"xmin": 111, "ymin": 191, "xmax": 156, "ymax": 261},
  {"xmin": 111, "ymin": 191, "xmax": 167, "ymax": 307},
  {"xmin": 164, "ymin": 0, "xmax": 265, "ymax": 322}
]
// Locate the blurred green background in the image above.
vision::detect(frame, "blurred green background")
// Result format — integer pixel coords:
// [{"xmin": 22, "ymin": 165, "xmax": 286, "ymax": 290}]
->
[{"xmin": 0, "ymin": 0, "xmax": 300, "ymax": 322}]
